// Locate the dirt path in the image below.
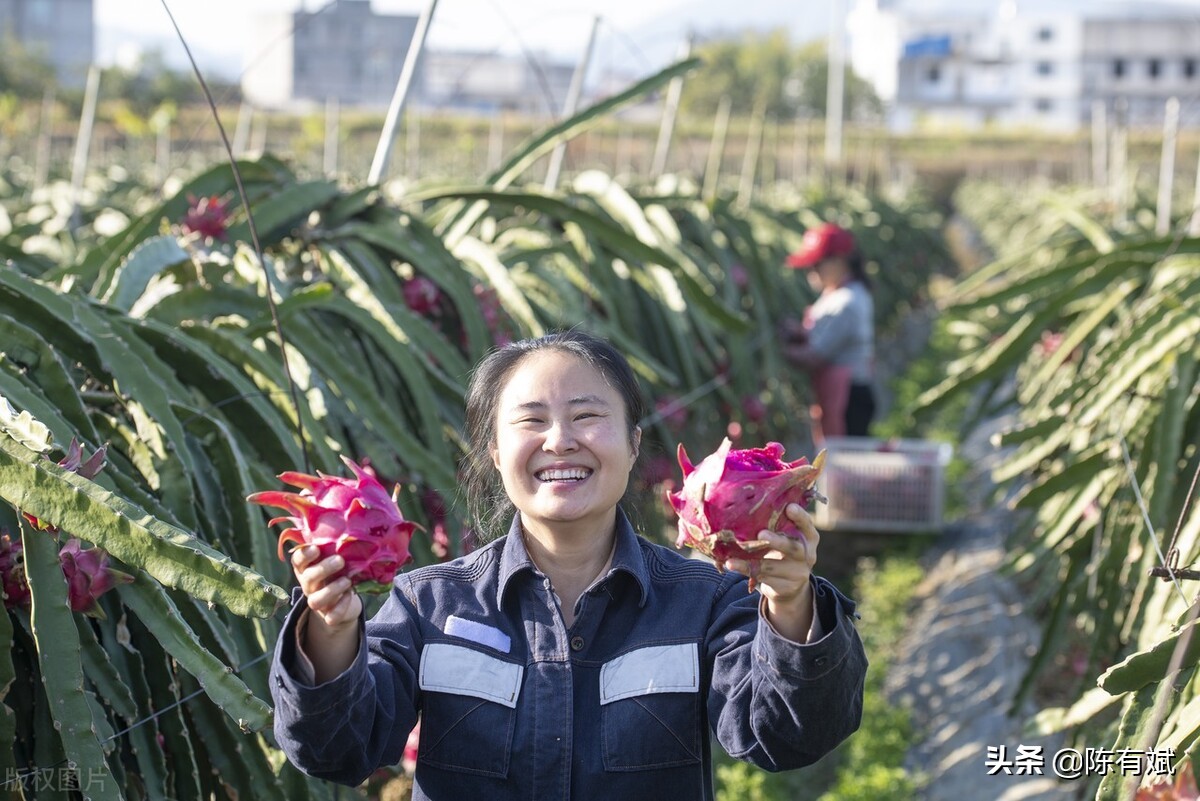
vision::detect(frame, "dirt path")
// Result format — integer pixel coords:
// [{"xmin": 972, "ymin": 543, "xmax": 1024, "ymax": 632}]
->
[{"xmin": 884, "ymin": 412, "xmax": 1078, "ymax": 800}]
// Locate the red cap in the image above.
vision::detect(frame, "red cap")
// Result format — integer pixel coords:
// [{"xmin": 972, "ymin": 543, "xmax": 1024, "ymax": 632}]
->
[{"xmin": 786, "ymin": 223, "xmax": 857, "ymax": 268}]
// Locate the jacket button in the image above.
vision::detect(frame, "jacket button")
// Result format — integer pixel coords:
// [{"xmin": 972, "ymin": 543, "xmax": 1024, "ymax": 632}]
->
[{"xmin": 570, "ymin": 635, "xmax": 585, "ymax": 652}]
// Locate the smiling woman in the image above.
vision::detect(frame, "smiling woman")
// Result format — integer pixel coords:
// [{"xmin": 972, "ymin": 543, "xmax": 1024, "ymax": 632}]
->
[{"xmin": 270, "ymin": 329, "xmax": 867, "ymax": 801}]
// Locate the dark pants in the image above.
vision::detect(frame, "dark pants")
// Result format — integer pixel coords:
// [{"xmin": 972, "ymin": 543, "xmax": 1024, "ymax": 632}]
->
[{"xmin": 845, "ymin": 383, "xmax": 876, "ymax": 437}]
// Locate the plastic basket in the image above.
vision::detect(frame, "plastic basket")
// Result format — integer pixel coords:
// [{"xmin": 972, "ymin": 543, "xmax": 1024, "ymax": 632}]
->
[{"xmin": 813, "ymin": 437, "xmax": 953, "ymax": 533}]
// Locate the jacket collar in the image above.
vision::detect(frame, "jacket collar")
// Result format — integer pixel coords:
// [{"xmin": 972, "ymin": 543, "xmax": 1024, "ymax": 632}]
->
[{"xmin": 496, "ymin": 507, "xmax": 650, "ymax": 608}]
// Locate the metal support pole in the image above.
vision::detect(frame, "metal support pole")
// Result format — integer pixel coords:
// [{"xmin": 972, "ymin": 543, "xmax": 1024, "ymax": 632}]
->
[
  {"xmin": 34, "ymin": 87, "xmax": 55, "ymax": 189},
  {"xmin": 69, "ymin": 65, "xmax": 100, "ymax": 231},
  {"xmin": 615, "ymin": 126, "xmax": 632, "ymax": 176},
  {"xmin": 824, "ymin": 0, "xmax": 846, "ymax": 168},
  {"xmin": 487, "ymin": 112, "xmax": 505, "ymax": 171},
  {"xmin": 1156, "ymin": 97, "xmax": 1180, "ymax": 236},
  {"xmin": 155, "ymin": 117, "xmax": 171, "ymax": 189},
  {"xmin": 324, "ymin": 96, "xmax": 340, "ymax": 177},
  {"xmin": 791, "ymin": 116, "xmax": 808, "ymax": 185},
  {"xmin": 702, "ymin": 95, "xmax": 732, "ymax": 201},
  {"xmin": 1112, "ymin": 98, "xmax": 1129, "ymax": 230},
  {"xmin": 1091, "ymin": 100, "xmax": 1107, "ymax": 189},
  {"xmin": 369, "ymin": 0, "xmax": 438, "ymax": 185},
  {"xmin": 232, "ymin": 101, "xmax": 252, "ymax": 157},
  {"xmin": 250, "ymin": 110, "xmax": 268, "ymax": 156},
  {"xmin": 738, "ymin": 98, "xmax": 767, "ymax": 207},
  {"xmin": 651, "ymin": 34, "xmax": 693, "ymax": 178},
  {"xmin": 544, "ymin": 15, "xmax": 601, "ymax": 191},
  {"xmin": 405, "ymin": 109, "xmax": 421, "ymax": 180},
  {"xmin": 1189, "ymin": 144, "xmax": 1200, "ymax": 236}
]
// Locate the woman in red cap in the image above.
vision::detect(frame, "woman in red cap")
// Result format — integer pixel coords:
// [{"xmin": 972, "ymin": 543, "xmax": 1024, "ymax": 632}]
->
[{"xmin": 782, "ymin": 223, "xmax": 876, "ymax": 443}]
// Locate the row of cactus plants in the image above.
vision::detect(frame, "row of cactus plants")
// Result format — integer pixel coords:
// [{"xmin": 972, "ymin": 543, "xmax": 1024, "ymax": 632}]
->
[
  {"xmin": 919, "ymin": 178, "xmax": 1200, "ymax": 800},
  {"xmin": 0, "ymin": 59, "xmax": 951, "ymax": 799}
]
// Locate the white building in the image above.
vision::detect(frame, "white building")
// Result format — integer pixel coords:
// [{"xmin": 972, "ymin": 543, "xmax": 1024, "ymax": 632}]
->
[
  {"xmin": 244, "ymin": 0, "xmax": 577, "ymax": 114},
  {"xmin": 243, "ymin": 0, "xmax": 417, "ymax": 109},
  {"xmin": 848, "ymin": 0, "xmax": 1200, "ymax": 131},
  {"xmin": 0, "ymin": 0, "xmax": 94, "ymax": 87}
]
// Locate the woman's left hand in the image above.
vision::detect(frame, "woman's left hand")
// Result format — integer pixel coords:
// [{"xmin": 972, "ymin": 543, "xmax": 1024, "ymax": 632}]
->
[{"xmin": 723, "ymin": 502, "xmax": 820, "ymax": 642}]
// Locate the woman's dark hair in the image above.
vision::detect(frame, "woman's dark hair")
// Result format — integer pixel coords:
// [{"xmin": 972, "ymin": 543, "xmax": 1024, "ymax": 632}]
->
[
  {"xmin": 461, "ymin": 330, "xmax": 647, "ymax": 542},
  {"xmin": 846, "ymin": 250, "xmax": 872, "ymax": 291}
]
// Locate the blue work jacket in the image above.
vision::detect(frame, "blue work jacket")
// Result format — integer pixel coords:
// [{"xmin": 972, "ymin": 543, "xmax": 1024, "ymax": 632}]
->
[{"xmin": 270, "ymin": 508, "xmax": 867, "ymax": 800}]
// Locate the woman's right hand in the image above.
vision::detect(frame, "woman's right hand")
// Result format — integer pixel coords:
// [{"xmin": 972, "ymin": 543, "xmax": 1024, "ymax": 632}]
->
[{"xmin": 292, "ymin": 545, "xmax": 363, "ymax": 631}]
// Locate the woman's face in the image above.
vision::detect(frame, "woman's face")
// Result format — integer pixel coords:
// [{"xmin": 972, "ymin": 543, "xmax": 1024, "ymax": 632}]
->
[
  {"xmin": 491, "ymin": 349, "xmax": 640, "ymax": 538},
  {"xmin": 805, "ymin": 265, "xmax": 827, "ymax": 292},
  {"xmin": 809, "ymin": 257, "xmax": 846, "ymax": 291}
]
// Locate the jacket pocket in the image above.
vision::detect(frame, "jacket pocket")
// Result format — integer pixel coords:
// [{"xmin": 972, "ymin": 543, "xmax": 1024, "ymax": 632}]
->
[
  {"xmin": 600, "ymin": 643, "xmax": 702, "ymax": 771},
  {"xmin": 417, "ymin": 642, "xmax": 523, "ymax": 777}
]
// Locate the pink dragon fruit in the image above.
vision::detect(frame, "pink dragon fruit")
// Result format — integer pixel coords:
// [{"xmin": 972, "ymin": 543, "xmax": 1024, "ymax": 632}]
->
[
  {"xmin": 57, "ymin": 538, "xmax": 134, "ymax": 619},
  {"xmin": 0, "ymin": 530, "xmax": 30, "ymax": 609},
  {"xmin": 667, "ymin": 438, "xmax": 826, "ymax": 590},
  {"xmin": 23, "ymin": 438, "xmax": 107, "ymax": 533},
  {"xmin": 402, "ymin": 720, "xmax": 421, "ymax": 775},
  {"xmin": 247, "ymin": 457, "xmax": 421, "ymax": 595}
]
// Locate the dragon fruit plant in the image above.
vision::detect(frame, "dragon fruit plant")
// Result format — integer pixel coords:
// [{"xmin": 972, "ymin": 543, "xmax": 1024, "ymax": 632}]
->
[
  {"xmin": 248, "ymin": 457, "xmax": 421, "ymax": 595},
  {"xmin": 667, "ymin": 438, "xmax": 826, "ymax": 591}
]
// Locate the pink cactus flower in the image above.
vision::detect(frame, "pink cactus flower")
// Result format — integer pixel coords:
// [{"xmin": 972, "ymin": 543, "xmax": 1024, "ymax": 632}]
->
[
  {"xmin": 23, "ymin": 439, "xmax": 107, "ymax": 533},
  {"xmin": 182, "ymin": 194, "xmax": 231, "ymax": 241},
  {"xmin": 58, "ymin": 538, "xmax": 134, "ymax": 619}
]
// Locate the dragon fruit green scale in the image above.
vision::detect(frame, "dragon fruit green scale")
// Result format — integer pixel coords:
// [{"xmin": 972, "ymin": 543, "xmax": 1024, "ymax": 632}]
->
[
  {"xmin": 667, "ymin": 438, "xmax": 826, "ymax": 578},
  {"xmin": 247, "ymin": 456, "xmax": 420, "ymax": 595}
]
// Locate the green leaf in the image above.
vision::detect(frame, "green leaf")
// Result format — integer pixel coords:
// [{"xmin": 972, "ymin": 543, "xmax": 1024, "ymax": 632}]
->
[
  {"xmin": 1026, "ymin": 686, "xmax": 1123, "ymax": 736},
  {"xmin": 116, "ymin": 575, "xmax": 273, "ymax": 732},
  {"xmin": 22, "ymin": 521, "xmax": 122, "ymax": 801},
  {"xmin": 1095, "ymin": 685, "xmax": 1171, "ymax": 801},
  {"xmin": 1099, "ymin": 619, "xmax": 1200, "ymax": 695},
  {"xmin": 0, "ymin": 433, "xmax": 287, "ymax": 618},
  {"xmin": 0, "ymin": 312, "xmax": 99, "ymax": 442},
  {"xmin": 100, "ymin": 234, "xmax": 192, "ymax": 312},
  {"xmin": 223, "ymin": 180, "xmax": 341, "ymax": 246},
  {"xmin": 0, "ymin": 572, "xmax": 15, "ymax": 781}
]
